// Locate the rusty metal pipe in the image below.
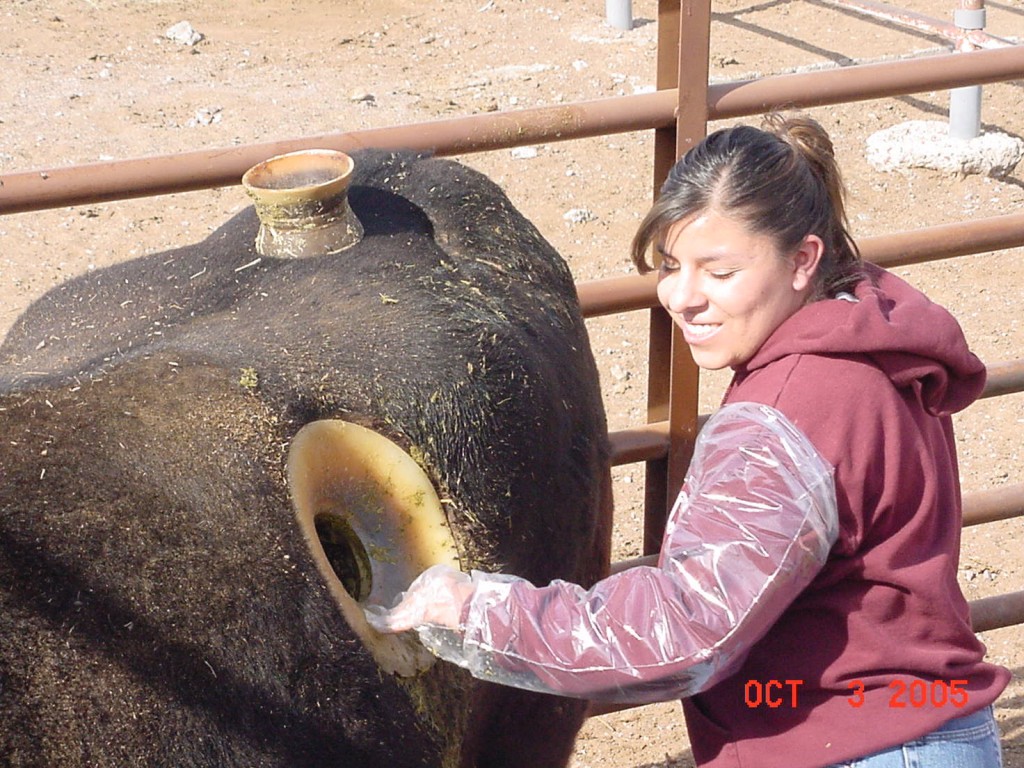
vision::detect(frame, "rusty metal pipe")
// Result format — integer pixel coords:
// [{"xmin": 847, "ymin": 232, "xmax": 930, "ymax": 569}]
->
[
  {"xmin": 605, "ymin": 480, "xmax": 1024, "ymax": 583},
  {"xmin": 607, "ymin": 470, "xmax": 1024, "ymax": 560},
  {"xmin": 963, "ymin": 482, "xmax": 1024, "ymax": 526},
  {"xmin": 863, "ymin": 210, "xmax": 1024, "ymax": 268},
  {"xmin": 608, "ymin": 420, "xmax": 671, "ymax": 466},
  {"xmin": 708, "ymin": 43, "xmax": 1024, "ymax": 119},
  {"xmin": 607, "ymin": 353, "xmax": 1024, "ymax": 462},
  {"xmin": 817, "ymin": 0, "xmax": 1011, "ymax": 49},
  {"xmin": 576, "ymin": 272, "xmax": 659, "ymax": 317},
  {"xmin": 578, "ymin": 210, "xmax": 1024, "ymax": 318},
  {"xmin": 970, "ymin": 589, "xmax": 1024, "ymax": 633},
  {"xmin": 4, "ymin": 47, "xmax": 1024, "ymax": 215},
  {"xmin": 980, "ymin": 359, "xmax": 1024, "ymax": 399},
  {"xmin": 590, "ymin": 585, "xmax": 1024, "ymax": 716},
  {"xmin": 0, "ymin": 90, "xmax": 677, "ymax": 215}
]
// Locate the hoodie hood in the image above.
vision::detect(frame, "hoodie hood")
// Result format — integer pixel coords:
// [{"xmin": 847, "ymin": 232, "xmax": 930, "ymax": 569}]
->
[{"xmin": 737, "ymin": 263, "xmax": 986, "ymax": 416}]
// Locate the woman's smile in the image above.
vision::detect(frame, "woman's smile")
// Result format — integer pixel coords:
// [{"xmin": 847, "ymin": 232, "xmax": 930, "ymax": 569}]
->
[{"xmin": 681, "ymin": 320, "xmax": 722, "ymax": 345}]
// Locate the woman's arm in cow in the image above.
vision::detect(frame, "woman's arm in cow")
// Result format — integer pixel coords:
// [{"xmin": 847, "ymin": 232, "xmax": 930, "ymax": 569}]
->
[{"xmin": 368, "ymin": 402, "xmax": 838, "ymax": 705}]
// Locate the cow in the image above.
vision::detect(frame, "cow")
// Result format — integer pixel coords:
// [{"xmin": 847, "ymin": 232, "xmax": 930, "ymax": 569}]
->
[{"xmin": 0, "ymin": 149, "xmax": 612, "ymax": 767}]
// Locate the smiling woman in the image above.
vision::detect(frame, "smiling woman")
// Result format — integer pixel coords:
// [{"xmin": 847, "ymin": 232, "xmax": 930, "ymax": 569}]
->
[
  {"xmin": 630, "ymin": 115, "xmax": 863, "ymax": 371},
  {"xmin": 652, "ymin": 210, "xmax": 821, "ymax": 370},
  {"xmin": 370, "ymin": 113, "xmax": 1011, "ymax": 768}
]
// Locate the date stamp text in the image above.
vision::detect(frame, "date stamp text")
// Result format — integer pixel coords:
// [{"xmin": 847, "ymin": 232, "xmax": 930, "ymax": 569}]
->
[{"xmin": 744, "ymin": 679, "xmax": 970, "ymax": 709}]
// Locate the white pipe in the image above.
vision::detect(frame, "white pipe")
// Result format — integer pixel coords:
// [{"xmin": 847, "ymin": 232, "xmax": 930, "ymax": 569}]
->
[
  {"xmin": 950, "ymin": 6, "xmax": 987, "ymax": 140},
  {"xmin": 949, "ymin": 84, "xmax": 982, "ymax": 139},
  {"xmin": 606, "ymin": 0, "xmax": 633, "ymax": 30}
]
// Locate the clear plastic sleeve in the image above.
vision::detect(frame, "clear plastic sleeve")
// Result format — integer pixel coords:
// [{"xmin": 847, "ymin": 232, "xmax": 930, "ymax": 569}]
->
[{"xmin": 372, "ymin": 402, "xmax": 838, "ymax": 704}]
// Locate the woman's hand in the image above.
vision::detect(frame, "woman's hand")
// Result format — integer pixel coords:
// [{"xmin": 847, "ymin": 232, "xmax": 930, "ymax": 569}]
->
[{"xmin": 365, "ymin": 563, "xmax": 475, "ymax": 633}]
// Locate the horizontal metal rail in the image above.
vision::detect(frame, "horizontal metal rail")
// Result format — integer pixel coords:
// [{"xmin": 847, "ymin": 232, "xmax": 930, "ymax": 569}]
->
[
  {"xmin": 0, "ymin": 91, "xmax": 675, "ymax": 214},
  {"xmin": 816, "ymin": 0, "xmax": 1016, "ymax": 50},
  {"xmin": 606, "ymin": 481, "xmax": 1024, "ymax": 574},
  {"xmin": 602, "ymin": 467, "xmax": 1024, "ymax": 675},
  {"xmin": 588, "ymin": 585, "xmax": 1024, "ymax": 715},
  {"xmin": 606, "ymin": 420, "xmax": 673, "ymax": 466},
  {"xmin": 983, "ymin": 359, "xmax": 1024, "ymax": 399},
  {"xmin": 961, "ymin": 481, "xmax": 1024, "ymax": 527},
  {"xmin": 608, "ymin": 356, "xmax": 1024, "ymax": 466},
  {"xmin": 971, "ymin": 589, "xmax": 1024, "ymax": 633},
  {"xmin": 576, "ymin": 272, "xmax": 659, "ymax": 318},
  {"xmin": 865, "ymin": 212, "xmax": 1024, "ymax": 268},
  {"xmin": 709, "ymin": 42, "xmax": 1024, "ymax": 118},
  {"xmin": 578, "ymin": 210, "xmax": 1024, "ymax": 318},
  {"xmin": 2, "ymin": 46, "xmax": 1023, "ymax": 214}
]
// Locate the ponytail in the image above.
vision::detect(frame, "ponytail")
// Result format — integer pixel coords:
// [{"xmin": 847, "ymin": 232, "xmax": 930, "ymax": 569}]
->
[
  {"xmin": 631, "ymin": 112, "xmax": 863, "ymax": 300},
  {"xmin": 761, "ymin": 113, "xmax": 862, "ymax": 298}
]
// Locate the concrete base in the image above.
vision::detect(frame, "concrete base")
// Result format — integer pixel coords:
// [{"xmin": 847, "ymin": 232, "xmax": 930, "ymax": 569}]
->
[{"xmin": 866, "ymin": 120, "xmax": 1024, "ymax": 178}]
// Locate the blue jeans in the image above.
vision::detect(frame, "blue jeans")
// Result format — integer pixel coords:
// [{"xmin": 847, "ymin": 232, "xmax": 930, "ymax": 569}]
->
[{"xmin": 825, "ymin": 706, "xmax": 1002, "ymax": 767}]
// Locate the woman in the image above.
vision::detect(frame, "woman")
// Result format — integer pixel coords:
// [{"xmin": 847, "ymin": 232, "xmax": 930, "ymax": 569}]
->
[{"xmin": 368, "ymin": 114, "xmax": 1009, "ymax": 767}]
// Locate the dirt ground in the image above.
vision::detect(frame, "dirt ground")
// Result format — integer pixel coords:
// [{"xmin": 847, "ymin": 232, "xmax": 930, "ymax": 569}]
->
[{"xmin": 2, "ymin": 0, "xmax": 1023, "ymax": 765}]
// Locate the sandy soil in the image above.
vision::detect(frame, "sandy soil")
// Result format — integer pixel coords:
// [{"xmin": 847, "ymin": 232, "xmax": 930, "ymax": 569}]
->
[{"xmin": 2, "ymin": 1, "xmax": 1023, "ymax": 766}]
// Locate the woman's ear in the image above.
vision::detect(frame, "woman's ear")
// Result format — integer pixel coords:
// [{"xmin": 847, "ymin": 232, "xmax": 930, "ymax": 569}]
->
[{"xmin": 791, "ymin": 234, "xmax": 825, "ymax": 292}]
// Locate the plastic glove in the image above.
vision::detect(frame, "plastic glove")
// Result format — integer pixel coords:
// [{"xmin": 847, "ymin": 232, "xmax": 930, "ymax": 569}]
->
[{"xmin": 366, "ymin": 563, "xmax": 475, "ymax": 633}]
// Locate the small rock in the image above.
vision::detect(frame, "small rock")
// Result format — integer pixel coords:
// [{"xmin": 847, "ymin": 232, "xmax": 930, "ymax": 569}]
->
[
  {"xmin": 189, "ymin": 107, "xmax": 222, "ymax": 127},
  {"xmin": 349, "ymin": 90, "xmax": 376, "ymax": 103},
  {"xmin": 610, "ymin": 364, "xmax": 631, "ymax": 382},
  {"xmin": 563, "ymin": 208, "xmax": 597, "ymax": 224},
  {"xmin": 165, "ymin": 21, "xmax": 204, "ymax": 46},
  {"xmin": 483, "ymin": 63, "xmax": 553, "ymax": 82},
  {"xmin": 510, "ymin": 146, "xmax": 538, "ymax": 160},
  {"xmin": 866, "ymin": 120, "xmax": 1024, "ymax": 178}
]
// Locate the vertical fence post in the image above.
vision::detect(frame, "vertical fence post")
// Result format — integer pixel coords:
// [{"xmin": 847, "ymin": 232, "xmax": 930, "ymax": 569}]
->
[
  {"xmin": 950, "ymin": 0, "xmax": 986, "ymax": 139},
  {"xmin": 606, "ymin": 0, "xmax": 634, "ymax": 30},
  {"xmin": 643, "ymin": 0, "xmax": 710, "ymax": 554}
]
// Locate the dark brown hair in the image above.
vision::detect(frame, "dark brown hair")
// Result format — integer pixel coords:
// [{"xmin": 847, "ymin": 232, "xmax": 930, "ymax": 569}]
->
[{"xmin": 630, "ymin": 113, "xmax": 863, "ymax": 300}]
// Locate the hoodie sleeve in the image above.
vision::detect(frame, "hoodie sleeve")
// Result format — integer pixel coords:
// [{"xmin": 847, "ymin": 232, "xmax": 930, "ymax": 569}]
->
[{"xmin": 414, "ymin": 402, "xmax": 838, "ymax": 704}]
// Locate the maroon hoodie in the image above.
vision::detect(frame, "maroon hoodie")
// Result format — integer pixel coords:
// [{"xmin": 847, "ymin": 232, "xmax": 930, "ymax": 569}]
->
[
  {"xmin": 426, "ymin": 264, "xmax": 1009, "ymax": 767},
  {"xmin": 684, "ymin": 263, "xmax": 1009, "ymax": 766}
]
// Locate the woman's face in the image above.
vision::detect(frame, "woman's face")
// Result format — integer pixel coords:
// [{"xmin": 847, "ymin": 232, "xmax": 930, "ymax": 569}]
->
[{"xmin": 656, "ymin": 211, "xmax": 822, "ymax": 370}]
